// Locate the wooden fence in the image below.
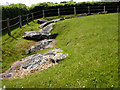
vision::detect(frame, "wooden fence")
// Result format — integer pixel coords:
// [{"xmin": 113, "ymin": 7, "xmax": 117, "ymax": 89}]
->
[{"xmin": 0, "ymin": 5, "xmax": 119, "ymax": 36}]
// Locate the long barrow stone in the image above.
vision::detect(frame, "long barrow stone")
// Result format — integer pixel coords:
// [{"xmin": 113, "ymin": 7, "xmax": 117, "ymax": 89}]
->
[
  {"xmin": 39, "ymin": 20, "xmax": 54, "ymax": 28},
  {"xmin": 76, "ymin": 13, "xmax": 88, "ymax": 17},
  {"xmin": 26, "ymin": 39, "xmax": 56, "ymax": 54},
  {"xmin": 51, "ymin": 18, "xmax": 64, "ymax": 22},
  {"xmin": 22, "ymin": 31, "xmax": 58, "ymax": 40},
  {"xmin": 64, "ymin": 16, "xmax": 73, "ymax": 19},
  {"xmin": 42, "ymin": 23, "xmax": 56, "ymax": 32},
  {"xmin": 37, "ymin": 19, "xmax": 47, "ymax": 24},
  {"xmin": 39, "ymin": 18, "xmax": 64, "ymax": 28}
]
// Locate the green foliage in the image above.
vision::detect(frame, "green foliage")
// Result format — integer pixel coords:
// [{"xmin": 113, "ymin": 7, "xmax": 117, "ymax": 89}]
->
[{"xmin": 2, "ymin": 3, "xmax": 28, "ymax": 19}]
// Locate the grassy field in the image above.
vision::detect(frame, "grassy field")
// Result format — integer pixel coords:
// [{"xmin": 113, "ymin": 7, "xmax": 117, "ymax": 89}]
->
[{"xmin": 2, "ymin": 13, "xmax": 118, "ymax": 88}]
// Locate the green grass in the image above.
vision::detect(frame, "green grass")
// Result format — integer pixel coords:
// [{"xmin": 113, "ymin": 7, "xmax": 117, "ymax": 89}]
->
[{"xmin": 2, "ymin": 13, "xmax": 118, "ymax": 88}]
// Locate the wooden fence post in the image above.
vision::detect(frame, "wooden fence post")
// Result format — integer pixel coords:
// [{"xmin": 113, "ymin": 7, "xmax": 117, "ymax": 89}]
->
[
  {"xmin": 43, "ymin": 10, "xmax": 45, "ymax": 18},
  {"xmin": 117, "ymin": 6, "xmax": 119, "ymax": 13},
  {"xmin": 7, "ymin": 18, "xmax": 11, "ymax": 36},
  {"xmin": 58, "ymin": 8, "xmax": 60, "ymax": 17},
  {"xmin": 74, "ymin": 7, "xmax": 76, "ymax": 15},
  {"xmin": 19, "ymin": 15, "xmax": 22, "ymax": 28},
  {"xmin": 104, "ymin": 6, "xmax": 106, "ymax": 12},
  {"xmin": 26, "ymin": 14, "xmax": 29, "ymax": 25},
  {"xmin": 88, "ymin": 6, "xmax": 90, "ymax": 13},
  {"xmin": 32, "ymin": 13, "xmax": 34, "ymax": 22}
]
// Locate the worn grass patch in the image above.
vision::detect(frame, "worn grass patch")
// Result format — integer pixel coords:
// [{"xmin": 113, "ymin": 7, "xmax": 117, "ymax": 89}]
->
[{"xmin": 2, "ymin": 13, "xmax": 118, "ymax": 88}]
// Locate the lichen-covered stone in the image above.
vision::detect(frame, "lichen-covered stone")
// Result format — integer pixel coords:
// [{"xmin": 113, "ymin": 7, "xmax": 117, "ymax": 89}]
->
[
  {"xmin": 2, "ymin": 48, "xmax": 68, "ymax": 79},
  {"xmin": 37, "ymin": 19, "xmax": 47, "ymax": 24},
  {"xmin": 22, "ymin": 31, "xmax": 58, "ymax": 40},
  {"xmin": 76, "ymin": 13, "xmax": 88, "ymax": 17},
  {"xmin": 39, "ymin": 21, "xmax": 54, "ymax": 28},
  {"xmin": 26, "ymin": 39, "xmax": 56, "ymax": 54},
  {"xmin": 64, "ymin": 16, "xmax": 73, "ymax": 19},
  {"xmin": 42, "ymin": 23, "xmax": 56, "ymax": 32}
]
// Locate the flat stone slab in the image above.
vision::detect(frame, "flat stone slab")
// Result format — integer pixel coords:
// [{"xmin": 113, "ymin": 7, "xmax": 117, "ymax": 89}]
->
[
  {"xmin": 22, "ymin": 31, "xmax": 58, "ymax": 40},
  {"xmin": 2, "ymin": 48, "xmax": 68, "ymax": 79},
  {"xmin": 39, "ymin": 20, "xmax": 54, "ymax": 28},
  {"xmin": 26, "ymin": 39, "xmax": 56, "ymax": 54},
  {"xmin": 76, "ymin": 13, "xmax": 88, "ymax": 17},
  {"xmin": 42, "ymin": 23, "xmax": 56, "ymax": 32},
  {"xmin": 64, "ymin": 16, "xmax": 73, "ymax": 19},
  {"xmin": 39, "ymin": 18, "xmax": 64, "ymax": 29},
  {"xmin": 51, "ymin": 18, "xmax": 64, "ymax": 22},
  {"xmin": 37, "ymin": 19, "xmax": 47, "ymax": 24}
]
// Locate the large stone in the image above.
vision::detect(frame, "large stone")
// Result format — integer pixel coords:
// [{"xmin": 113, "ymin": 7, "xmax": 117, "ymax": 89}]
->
[
  {"xmin": 39, "ymin": 21, "xmax": 54, "ymax": 28},
  {"xmin": 2, "ymin": 48, "xmax": 68, "ymax": 79},
  {"xmin": 76, "ymin": 13, "xmax": 88, "ymax": 17},
  {"xmin": 37, "ymin": 19, "xmax": 47, "ymax": 24},
  {"xmin": 42, "ymin": 23, "xmax": 56, "ymax": 32},
  {"xmin": 39, "ymin": 18, "xmax": 64, "ymax": 28},
  {"xmin": 26, "ymin": 39, "xmax": 56, "ymax": 54},
  {"xmin": 22, "ymin": 31, "xmax": 58, "ymax": 40},
  {"xmin": 64, "ymin": 16, "xmax": 73, "ymax": 19},
  {"xmin": 51, "ymin": 18, "xmax": 64, "ymax": 22}
]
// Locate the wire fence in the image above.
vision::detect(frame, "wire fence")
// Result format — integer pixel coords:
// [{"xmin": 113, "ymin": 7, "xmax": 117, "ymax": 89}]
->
[{"xmin": 0, "ymin": 5, "xmax": 119, "ymax": 36}]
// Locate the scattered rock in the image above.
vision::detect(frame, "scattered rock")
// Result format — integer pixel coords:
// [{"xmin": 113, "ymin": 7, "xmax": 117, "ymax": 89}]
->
[
  {"xmin": 2, "ymin": 48, "xmax": 68, "ymax": 79},
  {"xmin": 37, "ymin": 19, "xmax": 47, "ymax": 24},
  {"xmin": 26, "ymin": 39, "xmax": 56, "ymax": 54},
  {"xmin": 22, "ymin": 31, "xmax": 58, "ymax": 40}
]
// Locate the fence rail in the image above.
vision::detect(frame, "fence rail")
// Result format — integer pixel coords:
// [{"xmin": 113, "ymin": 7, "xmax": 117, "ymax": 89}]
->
[{"xmin": 0, "ymin": 5, "xmax": 119, "ymax": 36}]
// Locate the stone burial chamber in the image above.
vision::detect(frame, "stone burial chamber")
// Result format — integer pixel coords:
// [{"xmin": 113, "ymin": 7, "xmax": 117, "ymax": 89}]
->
[{"xmin": 2, "ymin": 48, "xmax": 68, "ymax": 79}]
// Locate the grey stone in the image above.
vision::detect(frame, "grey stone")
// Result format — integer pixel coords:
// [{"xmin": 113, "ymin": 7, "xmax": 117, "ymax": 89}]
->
[
  {"xmin": 0, "ymin": 78, "xmax": 3, "ymax": 80},
  {"xmin": 64, "ymin": 16, "xmax": 73, "ymax": 19},
  {"xmin": 39, "ymin": 18, "xmax": 64, "ymax": 28},
  {"xmin": 37, "ymin": 19, "xmax": 47, "ymax": 24},
  {"xmin": 26, "ymin": 39, "xmax": 56, "ymax": 54},
  {"xmin": 22, "ymin": 31, "xmax": 58, "ymax": 40},
  {"xmin": 51, "ymin": 53, "xmax": 68, "ymax": 63},
  {"xmin": 39, "ymin": 21, "xmax": 54, "ymax": 28},
  {"xmin": 5, "ymin": 73, "xmax": 12, "ymax": 78},
  {"xmin": 42, "ymin": 23, "xmax": 56, "ymax": 32},
  {"xmin": 76, "ymin": 13, "xmax": 88, "ymax": 17},
  {"xmin": 48, "ymin": 48, "xmax": 63, "ymax": 53},
  {"xmin": 51, "ymin": 18, "xmax": 64, "ymax": 22},
  {"xmin": 2, "ymin": 48, "xmax": 68, "ymax": 79}
]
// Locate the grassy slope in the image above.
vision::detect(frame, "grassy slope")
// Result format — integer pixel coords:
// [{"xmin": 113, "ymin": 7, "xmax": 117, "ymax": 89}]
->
[{"xmin": 2, "ymin": 13, "xmax": 118, "ymax": 88}]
